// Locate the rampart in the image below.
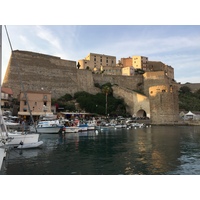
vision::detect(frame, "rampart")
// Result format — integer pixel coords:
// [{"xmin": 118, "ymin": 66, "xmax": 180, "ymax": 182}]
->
[
  {"xmin": 2, "ymin": 50, "xmax": 180, "ymax": 125},
  {"xmin": 3, "ymin": 50, "xmax": 100, "ymax": 98}
]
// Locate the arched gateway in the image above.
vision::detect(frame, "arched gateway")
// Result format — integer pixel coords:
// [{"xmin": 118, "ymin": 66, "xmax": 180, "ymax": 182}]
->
[{"xmin": 136, "ymin": 109, "xmax": 147, "ymax": 118}]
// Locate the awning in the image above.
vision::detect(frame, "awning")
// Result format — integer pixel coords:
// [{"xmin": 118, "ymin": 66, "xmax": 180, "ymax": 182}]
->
[{"xmin": 18, "ymin": 112, "xmax": 53, "ymax": 116}]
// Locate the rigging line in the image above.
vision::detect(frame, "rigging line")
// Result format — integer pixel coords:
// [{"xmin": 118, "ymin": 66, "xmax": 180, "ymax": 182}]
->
[
  {"xmin": 4, "ymin": 26, "xmax": 13, "ymax": 52},
  {"xmin": 3, "ymin": 26, "xmax": 37, "ymax": 133}
]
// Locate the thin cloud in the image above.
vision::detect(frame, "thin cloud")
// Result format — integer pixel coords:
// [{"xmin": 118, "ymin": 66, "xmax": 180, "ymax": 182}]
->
[
  {"xmin": 2, "ymin": 25, "xmax": 200, "ymax": 84},
  {"xmin": 35, "ymin": 26, "xmax": 62, "ymax": 51}
]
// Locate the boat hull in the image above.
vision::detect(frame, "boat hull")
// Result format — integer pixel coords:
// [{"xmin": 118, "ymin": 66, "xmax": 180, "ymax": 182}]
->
[
  {"xmin": 17, "ymin": 141, "xmax": 43, "ymax": 149},
  {"xmin": 0, "ymin": 148, "xmax": 6, "ymax": 171},
  {"xmin": 30, "ymin": 126, "xmax": 60, "ymax": 134},
  {"xmin": 6, "ymin": 133, "xmax": 40, "ymax": 146},
  {"xmin": 65, "ymin": 127, "xmax": 79, "ymax": 133}
]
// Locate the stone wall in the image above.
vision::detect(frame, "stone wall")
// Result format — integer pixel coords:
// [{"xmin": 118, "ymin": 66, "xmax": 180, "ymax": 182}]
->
[
  {"xmin": 93, "ymin": 74, "xmax": 143, "ymax": 91},
  {"xmin": 2, "ymin": 50, "xmax": 180, "ymax": 125},
  {"xmin": 112, "ymin": 85, "xmax": 150, "ymax": 117},
  {"xmin": 3, "ymin": 50, "xmax": 100, "ymax": 99},
  {"xmin": 144, "ymin": 71, "xmax": 180, "ymax": 124}
]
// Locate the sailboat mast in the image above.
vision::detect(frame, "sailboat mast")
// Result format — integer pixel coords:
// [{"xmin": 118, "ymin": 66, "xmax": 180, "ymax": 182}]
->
[{"xmin": 0, "ymin": 25, "xmax": 2, "ymax": 102}]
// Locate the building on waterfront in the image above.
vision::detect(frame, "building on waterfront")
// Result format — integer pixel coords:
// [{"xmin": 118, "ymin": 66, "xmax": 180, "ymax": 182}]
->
[
  {"xmin": 78, "ymin": 53, "xmax": 116, "ymax": 72},
  {"xmin": 18, "ymin": 90, "xmax": 53, "ymax": 120},
  {"xmin": 1, "ymin": 87, "xmax": 13, "ymax": 109}
]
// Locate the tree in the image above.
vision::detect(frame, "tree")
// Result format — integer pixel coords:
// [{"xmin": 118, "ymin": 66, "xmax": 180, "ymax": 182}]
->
[
  {"xmin": 179, "ymin": 86, "xmax": 191, "ymax": 94},
  {"xmin": 77, "ymin": 62, "xmax": 81, "ymax": 69},
  {"xmin": 101, "ymin": 84, "xmax": 113, "ymax": 115}
]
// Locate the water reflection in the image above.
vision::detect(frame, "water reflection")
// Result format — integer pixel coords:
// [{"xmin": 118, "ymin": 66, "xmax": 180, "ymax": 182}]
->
[{"xmin": 2, "ymin": 126, "xmax": 200, "ymax": 175}]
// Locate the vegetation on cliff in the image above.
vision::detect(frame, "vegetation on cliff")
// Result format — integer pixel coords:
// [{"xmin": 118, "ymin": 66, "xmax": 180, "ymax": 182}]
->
[
  {"xmin": 52, "ymin": 83, "xmax": 127, "ymax": 116},
  {"xmin": 179, "ymin": 86, "xmax": 200, "ymax": 111}
]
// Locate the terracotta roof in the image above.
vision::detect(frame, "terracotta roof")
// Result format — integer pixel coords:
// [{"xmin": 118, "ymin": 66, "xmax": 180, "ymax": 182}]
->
[{"xmin": 1, "ymin": 87, "xmax": 13, "ymax": 95}]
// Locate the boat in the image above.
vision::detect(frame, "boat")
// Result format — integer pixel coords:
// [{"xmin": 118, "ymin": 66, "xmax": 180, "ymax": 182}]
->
[
  {"xmin": 17, "ymin": 140, "xmax": 43, "ymax": 149},
  {"xmin": 0, "ymin": 147, "xmax": 6, "ymax": 170},
  {"xmin": 30, "ymin": 120, "xmax": 61, "ymax": 133},
  {"xmin": 87, "ymin": 119, "xmax": 97, "ymax": 131},
  {"xmin": 65, "ymin": 126, "xmax": 79, "ymax": 133},
  {"xmin": 1, "ymin": 131, "xmax": 40, "ymax": 147},
  {"xmin": 60, "ymin": 119, "xmax": 80, "ymax": 133},
  {"xmin": 77, "ymin": 123, "xmax": 88, "ymax": 132}
]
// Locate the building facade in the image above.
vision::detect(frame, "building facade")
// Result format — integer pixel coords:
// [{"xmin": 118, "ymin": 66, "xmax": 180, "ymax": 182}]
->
[
  {"xmin": 147, "ymin": 61, "xmax": 174, "ymax": 79},
  {"xmin": 122, "ymin": 66, "xmax": 135, "ymax": 76},
  {"xmin": 100, "ymin": 66, "xmax": 122, "ymax": 75},
  {"xmin": 1, "ymin": 87, "xmax": 13, "ymax": 108},
  {"xmin": 132, "ymin": 56, "xmax": 148, "ymax": 70},
  {"xmin": 18, "ymin": 90, "xmax": 53, "ymax": 119},
  {"xmin": 78, "ymin": 53, "xmax": 116, "ymax": 71}
]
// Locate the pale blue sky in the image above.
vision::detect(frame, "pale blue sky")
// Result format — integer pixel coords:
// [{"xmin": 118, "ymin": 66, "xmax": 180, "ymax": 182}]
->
[
  {"xmin": 2, "ymin": 25, "xmax": 200, "ymax": 84},
  {"xmin": 1, "ymin": 0, "xmax": 200, "ymax": 84}
]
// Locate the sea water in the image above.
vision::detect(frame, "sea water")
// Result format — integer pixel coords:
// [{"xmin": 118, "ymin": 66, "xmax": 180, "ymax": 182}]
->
[{"xmin": 2, "ymin": 125, "xmax": 200, "ymax": 175}]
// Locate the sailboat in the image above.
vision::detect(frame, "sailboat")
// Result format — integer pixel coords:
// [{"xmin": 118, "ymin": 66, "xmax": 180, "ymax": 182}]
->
[{"xmin": 0, "ymin": 25, "xmax": 43, "ymax": 150}]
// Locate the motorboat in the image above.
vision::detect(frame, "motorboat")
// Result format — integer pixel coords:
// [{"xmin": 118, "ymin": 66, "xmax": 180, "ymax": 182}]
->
[
  {"xmin": 65, "ymin": 126, "xmax": 79, "ymax": 133},
  {"xmin": 30, "ymin": 120, "xmax": 61, "ymax": 133}
]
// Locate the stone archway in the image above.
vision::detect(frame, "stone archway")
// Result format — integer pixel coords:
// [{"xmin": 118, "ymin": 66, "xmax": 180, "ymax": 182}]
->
[{"xmin": 136, "ymin": 109, "xmax": 147, "ymax": 118}]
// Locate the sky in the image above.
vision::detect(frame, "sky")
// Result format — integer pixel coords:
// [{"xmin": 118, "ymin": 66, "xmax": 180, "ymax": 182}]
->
[{"xmin": 1, "ymin": 25, "xmax": 200, "ymax": 84}]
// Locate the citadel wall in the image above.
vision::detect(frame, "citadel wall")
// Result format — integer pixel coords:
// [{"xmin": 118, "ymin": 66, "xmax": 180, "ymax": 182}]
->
[
  {"xmin": 3, "ymin": 50, "xmax": 100, "ymax": 99},
  {"xmin": 2, "ymin": 50, "xmax": 180, "ymax": 125},
  {"xmin": 112, "ymin": 86, "xmax": 150, "ymax": 117},
  {"xmin": 143, "ymin": 71, "xmax": 179, "ymax": 124}
]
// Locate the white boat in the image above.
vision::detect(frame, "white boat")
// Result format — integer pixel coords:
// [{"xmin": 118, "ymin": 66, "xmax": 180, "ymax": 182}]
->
[
  {"xmin": 65, "ymin": 126, "xmax": 79, "ymax": 133},
  {"xmin": 77, "ymin": 124, "xmax": 88, "ymax": 132},
  {"xmin": 17, "ymin": 140, "xmax": 43, "ymax": 149},
  {"xmin": 3, "ymin": 131, "xmax": 40, "ymax": 147},
  {"xmin": 0, "ymin": 147, "xmax": 6, "ymax": 170},
  {"xmin": 4, "ymin": 120, "xmax": 20, "ymax": 126},
  {"xmin": 87, "ymin": 120, "xmax": 97, "ymax": 131},
  {"xmin": 30, "ymin": 120, "xmax": 61, "ymax": 133}
]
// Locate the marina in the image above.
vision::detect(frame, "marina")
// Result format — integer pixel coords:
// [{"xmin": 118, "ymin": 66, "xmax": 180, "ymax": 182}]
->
[{"xmin": 2, "ymin": 125, "xmax": 200, "ymax": 175}]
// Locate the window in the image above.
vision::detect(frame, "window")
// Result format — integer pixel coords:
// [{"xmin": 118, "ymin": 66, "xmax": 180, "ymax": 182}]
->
[
  {"xmin": 24, "ymin": 101, "xmax": 27, "ymax": 105},
  {"xmin": 100, "ymin": 59, "xmax": 102, "ymax": 62},
  {"xmin": 94, "ymin": 58, "xmax": 96, "ymax": 61},
  {"xmin": 106, "ymin": 60, "xmax": 108, "ymax": 63},
  {"xmin": 44, "ymin": 102, "xmax": 47, "ymax": 106}
]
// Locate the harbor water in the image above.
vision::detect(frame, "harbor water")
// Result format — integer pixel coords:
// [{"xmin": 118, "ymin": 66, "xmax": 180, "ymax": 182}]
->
[{"xmin": 2, "ymin": 125, "xmax": 200, "ymax": 175}]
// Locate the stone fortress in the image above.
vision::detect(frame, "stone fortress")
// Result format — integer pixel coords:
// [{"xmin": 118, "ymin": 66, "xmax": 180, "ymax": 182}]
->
[{"xmin": 2, "ymin": 50, "xmax": 180, "ymax": 125}]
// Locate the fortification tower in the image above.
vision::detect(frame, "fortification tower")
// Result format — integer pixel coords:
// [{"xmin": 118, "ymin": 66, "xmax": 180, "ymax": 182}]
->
[{"xmin": 143, "ymin": 71, "xmax": 179, "ymax": 124}]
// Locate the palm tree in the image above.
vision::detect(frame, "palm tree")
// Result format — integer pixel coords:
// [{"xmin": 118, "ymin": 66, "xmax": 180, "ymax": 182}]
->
[{"xmin": 101, "ymin": 84, "xmax": 113, "ymax": 116}]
